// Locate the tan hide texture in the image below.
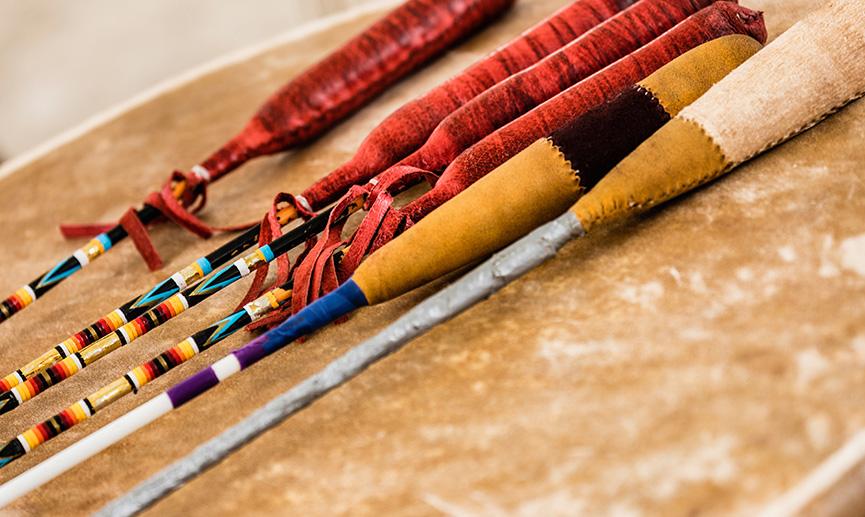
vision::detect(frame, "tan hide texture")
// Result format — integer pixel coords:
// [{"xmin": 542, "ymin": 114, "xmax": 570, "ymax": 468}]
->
[
  {"xmin": 574, "ymin": 0, "xmax": 865, "ymax": 232},
  {"xmin": 681, "ymin": 0, "xmax": 865, "ymax": 164},
  {"xmin": 0, "ymin": 1, "xmax": 864, "ymax": 515}
]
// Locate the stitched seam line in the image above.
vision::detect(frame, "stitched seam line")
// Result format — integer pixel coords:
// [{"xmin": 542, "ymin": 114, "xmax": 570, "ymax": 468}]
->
[
  {"xmin": 587, "ymin": 118, "xmax": 727, "ymax": 223},
  {"xmin": 634, "ymin": 84, "xmax": 674, "ymax": 119},
  {"xmin": 635, "ymin": 118, "xmax": 729, "ymax": 209},
  {"xmin": 545, "ymin": 138, "xmax": 584, "ymax": 194}
]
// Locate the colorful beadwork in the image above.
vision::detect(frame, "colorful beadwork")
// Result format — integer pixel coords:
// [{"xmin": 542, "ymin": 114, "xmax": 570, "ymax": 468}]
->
[
  {"xmin": 0, "ymin": 0, "xmax": 510, "ymax": 325},
  {"xmin": 0, "ymin": 256, "xmax": 213, "ymax": 393},
  {"xmin": 0, "ymin": 241, "xmax": 291, "ymax": 414},
  {"xmin": 0, "ymin": 287, "xmax": 291, "ymax": 467},
  {"xmin": 0, "ymin": 233, "xmax": 113, "ymax": 324},
  {"xmin": 0, "ymin": 203, "xmax": 338, "ymax": 409}
]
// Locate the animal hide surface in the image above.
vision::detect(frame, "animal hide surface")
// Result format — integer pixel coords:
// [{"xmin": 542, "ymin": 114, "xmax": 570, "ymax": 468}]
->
[{"xmin": 0, "ymin": 1, "xmax": 864, "ymax": 515}]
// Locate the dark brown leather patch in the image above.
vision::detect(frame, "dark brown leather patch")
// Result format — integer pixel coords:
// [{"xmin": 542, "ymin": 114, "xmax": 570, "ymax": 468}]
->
[{"xmin": 549, "ymin": 85, "xmax": 670, "ymax": 191}]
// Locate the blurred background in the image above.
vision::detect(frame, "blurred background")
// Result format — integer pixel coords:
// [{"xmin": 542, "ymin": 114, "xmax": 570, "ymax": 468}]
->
[{"xmin": 0, "ymin": 0, "xmax": 369, "ymax": 163}]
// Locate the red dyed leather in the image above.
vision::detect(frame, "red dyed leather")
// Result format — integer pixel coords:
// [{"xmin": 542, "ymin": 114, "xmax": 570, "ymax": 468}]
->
[
  {"xmin": 63, "ymin": 0, "xmax": 514, "ymax": 266},
  {"xmin": 300, "ymin": 0, "xmax": 638, "ymax": 209},
  {"xmin": 291, "ymin": 2, "xmax": 767, "ymax": 313}
]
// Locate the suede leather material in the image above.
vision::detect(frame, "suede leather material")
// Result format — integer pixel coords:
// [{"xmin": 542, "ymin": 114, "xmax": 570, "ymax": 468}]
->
[
  {"xmin": 551, "ymin": 34, "xmax": 762, "ymax": 193},
  {"xmin": 571, "ymin": 117, "xmax": 728, "ymax": 232},
  {"xmin": 355, "ymin": 34, "xmax": 762, "ymax": 305},
  {"xmin": 639, "ymin": 34, "xmax": 764, "ymax": 117},
  {"xmin": 549, "ymin": 86, "xmax": 670, "ymax": 193},
  {"xmin": 680, "ymin": 0, "xmax": 865, "ymax": 164},
  {"xmin": 573, "ymin": 0, "xmax": 865, "ymax": 232},
  {"xmin": 354, "ymin": 138, "xmax": 579, "ymax": 304}
]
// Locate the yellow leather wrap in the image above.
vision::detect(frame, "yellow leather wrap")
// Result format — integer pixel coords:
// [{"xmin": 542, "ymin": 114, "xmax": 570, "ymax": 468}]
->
[
  {"xmin": 354, "ymin": 138, "xmax": 580, "ymax": 304},
  {"xmin": 354, "ymin": 35, "xmax": 764, "ymax": 303},
  {"xmin": 573, "ymin": 0, "xmax": 865, "ymax": 232},
  {"xmin": 639, "ymin": 35, "xmax": 763, "ymax": 116},
  {"xmin": 570, "ymin": 117, "xmax": 729, "ymax": 232}
]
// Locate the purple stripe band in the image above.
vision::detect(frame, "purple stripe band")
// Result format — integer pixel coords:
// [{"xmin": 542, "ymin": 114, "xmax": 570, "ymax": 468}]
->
[
  {"xmin": 167, "ymin": 367, "xmax": 219, "ymax": 407},
  {"xmin": 233, "ymin": 340, "xmax": 268, "ymax": 370},
  {"xmin": 163, "ymin": 279, "xmax": 368, "ymax": 409}
]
